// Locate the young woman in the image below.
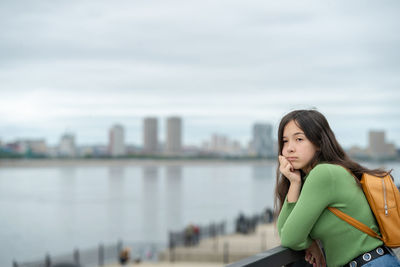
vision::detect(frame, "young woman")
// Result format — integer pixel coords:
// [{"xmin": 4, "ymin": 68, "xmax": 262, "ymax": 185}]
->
[{"xmin": 275, "ymin": 110, "xmax": 400, "ymax": 267}]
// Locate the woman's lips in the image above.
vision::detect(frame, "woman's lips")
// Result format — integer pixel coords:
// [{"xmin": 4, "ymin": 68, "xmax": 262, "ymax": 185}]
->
[{"xmin": 286, "ymin": 157, "xmax": 298, "ymax": 161}]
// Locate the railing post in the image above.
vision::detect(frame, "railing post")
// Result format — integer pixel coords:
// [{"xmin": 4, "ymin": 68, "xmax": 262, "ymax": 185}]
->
[
  {"xmin": 45, "ymin": 253, "xmax": 51, "ymax": 267},
  {"xmin": 99, "ymin": 243, "xmax": 104, "ymax": 266},
  {"xmin": 213, "ymin": 235, "xmax": 218, "ymax": 252},
  {"xmin": 117, "ymin": 239, "xmax": 123, "ymax": 253},
  {"xmin": 261, "ymin": 232, "xmax": 266, "ymax": 251},
  {"xmin": 12, "ymin": 260, "xmax": 18, "ymax": 267},
  {"xmin": 223, "ymin": 241, "xmax": 229, "ymax": 264},
  {"xmin": 169, "ymin": 232, "xmax": 175, "ymax": 262},
  {"xmin": 73, "ymin": 248, "xmax": 80, "ymax": 265}
]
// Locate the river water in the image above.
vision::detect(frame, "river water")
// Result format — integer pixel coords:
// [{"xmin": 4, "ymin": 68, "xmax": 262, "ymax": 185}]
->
[{"xmin": 0, "ymin": 160, "xmax": 398, "ymax": 266}]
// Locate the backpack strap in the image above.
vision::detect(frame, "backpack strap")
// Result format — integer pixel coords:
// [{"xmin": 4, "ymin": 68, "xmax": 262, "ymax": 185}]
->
[{"xmin": 327, "ymin": 207, "xmax": 382, "ymax": 241}]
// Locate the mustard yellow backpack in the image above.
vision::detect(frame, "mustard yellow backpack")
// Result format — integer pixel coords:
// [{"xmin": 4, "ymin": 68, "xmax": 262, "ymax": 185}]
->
[{"xmin": 328, "ymin": 173, "xmax": 400, "ymax": 248}]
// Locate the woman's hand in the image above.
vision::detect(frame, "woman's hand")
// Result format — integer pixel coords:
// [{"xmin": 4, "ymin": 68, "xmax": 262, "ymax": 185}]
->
[
  {"xmin": 305, "ymin": 240, "xmax": 326, "ymax": 267},
  {"xmin": 279, "ymin": 155, "xmax": 301, "ymax": 184}
]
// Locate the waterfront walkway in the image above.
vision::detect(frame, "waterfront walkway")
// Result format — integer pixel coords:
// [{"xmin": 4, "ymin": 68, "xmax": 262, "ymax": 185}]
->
[
  {"xmin": 104, "ymin": 222, "xmax": 400, "ymax": 267},
  {"xmin": 160, "ymin": 223, "xmax": 280, "ymax": 263},
  {"xmin": 105, "ymin": 223, "xmax": 280, "ymax": 267}
]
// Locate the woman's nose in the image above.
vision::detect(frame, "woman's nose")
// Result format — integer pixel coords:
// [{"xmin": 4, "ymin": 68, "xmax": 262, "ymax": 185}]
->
[{"xmin": 286, "ymin": 142, "xmax": 295, "ymax": 153}]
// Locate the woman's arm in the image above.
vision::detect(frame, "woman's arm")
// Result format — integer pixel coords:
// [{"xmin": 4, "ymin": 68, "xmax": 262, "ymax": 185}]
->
[
  {"xmin": 277, "ymin": 164, "xmax": 335, "ymax": 250},
  {"xmin": 287, "ymin": 180, "xmax": 301, "ymax": 203},
  {"xmin": 279, "ymin": 155, "xmax": 302, "ymax": 203}
]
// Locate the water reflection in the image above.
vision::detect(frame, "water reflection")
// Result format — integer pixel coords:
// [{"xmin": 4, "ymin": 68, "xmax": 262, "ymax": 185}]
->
[
  {"xmin": 58, "ymin": 167, "xmax": 77, "ymax": 197},
  {"xmin": 58, "ymin": 167, "xmax": 77, "ymax": 232},
  {"xmin": 108, "ymin": 166, "xmax": 125, "ymax": 180},
  {"xmin": 107, "ymin": 166, "xmax": 126, "ymax": 235},
  {"xmin": 165, "ymin": 165, "xmax": 183, "ymax": 230},
  {"xmin": 142, "ymin": 166, "xmax": 160, "ymax": 240},
  {"xmin": 59, "ymin": 167, "xmax": 77, "ymax": 180},
  {"xmin": 251, "ymin": 164, "xmax": 276, "ymax": 210}
]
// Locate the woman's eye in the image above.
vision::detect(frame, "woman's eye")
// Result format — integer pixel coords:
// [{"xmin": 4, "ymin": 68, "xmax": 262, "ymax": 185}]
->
[
  {"xmin": 282, "ymin": 140, "xmax": 288, "ymax": 143},
  {"xmin": 297, "ymin": 138, "xmax": 303, "ymax": 142}
]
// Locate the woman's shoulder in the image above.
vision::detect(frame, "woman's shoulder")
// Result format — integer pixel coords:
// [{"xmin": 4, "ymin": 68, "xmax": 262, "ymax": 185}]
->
[
  {"xmin": 305, "ymin": 163, "xmax": 356, "ymax": 190},
  {"xmin": 309, "ymin": 163, "xmax": 350, "ymax": 177}
]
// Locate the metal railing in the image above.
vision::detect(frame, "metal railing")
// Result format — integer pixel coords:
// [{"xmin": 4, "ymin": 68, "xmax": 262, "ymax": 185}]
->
[
  {"xmin": 12, "ymin": 240, "xmax": 166, "ymax": 267},
  {"xmin": 227, "ymin": 246, "xmax": 400, "ymax": 266},
  {"xmin": 169, "ymin": 221, "xmax": 226, "ymax": 248},
  {"xmin": 225, "ymin": 245, "xmax": 311, "ymax": 267},
  {"xmin": 168, "ymin": 208, "xmax": 274, "ymax": 249}
]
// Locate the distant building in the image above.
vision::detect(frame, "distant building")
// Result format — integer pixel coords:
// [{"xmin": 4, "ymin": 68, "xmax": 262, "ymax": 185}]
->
[
  {"xmin": 166, "ymin": 117, "xmax": 182, "ymax": 155},
  {"xmin": 58, "ymin": 133, "xmax": 76, "ymax": 157},
  {"xmin": 77, "ymin": 146, "xmax": 94, "ymax": 157},
  {"xmin": 143, "ymin": 117, "xmax": 158, "ymax": 154},
  {"xmin": 211, "ymin": 134, "xmax": 227, "ymax": 152},
  {"xmin": 92, "ymin": 145, "xmax": 109, "ymax": 157},
  {"xmin": 46, "ymin": 146, "xmax": 59, "ymax": 158},
  {"xmin": 27, "ymin": 139, "xmax": 47, "ymax": 156},
  {"xmin": 348, "ymin": 145, "xmax": 369, "ymax": 159},
  {"xmin": 14, "ymin": 140, "xmax": 29, "ymax": 155},
  {"xmin": 109, "ymin": 124, "xmax": 125, "ymax": 157},
  {"xmin": 204, "ymin": 133, "xmax": 243, "ymax": 156},
  {"xmin": 126, "ymin": 144, "xmax": 141, "ymax": 155},
  {"xmin": 252, "ymin": 123, "xmax": 273, "ymax": 157},
  {"xmin": 368, "ymin": 130, "xmax": 396, "ymax": 159}
]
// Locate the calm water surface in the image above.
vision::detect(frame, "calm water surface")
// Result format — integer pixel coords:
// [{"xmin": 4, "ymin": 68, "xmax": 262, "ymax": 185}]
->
[
  {"xmin": 0, "ymin": 160, "xmax": 398, "ymax": 266},
  {"xmin": 0, "ymin": 161, "xmax": 277, "ymax": 266}
]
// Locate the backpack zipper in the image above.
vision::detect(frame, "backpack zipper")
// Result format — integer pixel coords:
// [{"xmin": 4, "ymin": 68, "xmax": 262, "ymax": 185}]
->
[{"xmin": 382, "ymin": 178, "xmax": 388, "ymax": 216}]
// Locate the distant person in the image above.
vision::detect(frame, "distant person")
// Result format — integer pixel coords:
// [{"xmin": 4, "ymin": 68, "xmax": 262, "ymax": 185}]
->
[
  {"xmin": 275, "ymin": 110, "xmax": 400, "ymax": 267},
  {"xmin": 236, "ymin": 213, "xmax": 246, "ymax": 234},
  {"xmin": 264, "ymin": 208, "xmax": 273, "ymax": 223},
  {"xmin": 119, "ymin": 247, "xmax": 130, "ymax": 265},
  {"xmin": 193, "ymin": 224, "xmax": 200, "ymax": 244}
]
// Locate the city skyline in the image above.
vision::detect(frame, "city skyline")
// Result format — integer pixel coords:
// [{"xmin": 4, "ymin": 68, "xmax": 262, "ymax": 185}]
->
[
  {"xmin": 1, "ymin": 1, "xmax": 400, "ymax": 148},
  {"xmin": 1, "ymin": 117, "xmax": 397, "ymax": 152}
]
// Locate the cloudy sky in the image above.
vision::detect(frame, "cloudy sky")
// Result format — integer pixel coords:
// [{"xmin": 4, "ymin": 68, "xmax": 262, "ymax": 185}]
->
[{"xmin": 1, "ymin": 0, "xmax": 399, "ymax": 148}]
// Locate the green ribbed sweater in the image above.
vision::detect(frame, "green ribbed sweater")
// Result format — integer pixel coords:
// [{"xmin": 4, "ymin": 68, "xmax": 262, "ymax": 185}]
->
[{"xmin": 277, "ymin": 163, "xmax": 382, "ymax": 267}]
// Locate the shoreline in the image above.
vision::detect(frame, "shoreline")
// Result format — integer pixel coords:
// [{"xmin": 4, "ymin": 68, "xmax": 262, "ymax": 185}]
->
[
  {"xmin": 0, "ymin": 158, "xmax": 277, "ymax": 168},
  {"xmin": 0, "ymin": 158, "xmax": 398, "ymax": 168}
]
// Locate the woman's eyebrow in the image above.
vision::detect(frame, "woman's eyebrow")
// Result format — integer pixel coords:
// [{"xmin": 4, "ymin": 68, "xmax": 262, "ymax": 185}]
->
[
  {"xmin": 283, "ymin": 132, "xmax": 304, "ymax": 138},
  {"xmin": 293, "ymin": 132, "xmax": 304, "ymax": 136}
]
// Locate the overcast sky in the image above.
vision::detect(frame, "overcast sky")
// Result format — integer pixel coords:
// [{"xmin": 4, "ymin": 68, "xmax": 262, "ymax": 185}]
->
[{"xmin": 1, "ymin": 0, "xmax": 399, "ymax": 148}]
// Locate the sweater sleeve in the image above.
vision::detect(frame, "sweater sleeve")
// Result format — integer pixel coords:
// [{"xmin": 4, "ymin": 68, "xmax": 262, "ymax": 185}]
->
[{"xmin": 277, "ymin": 164, "xmax": 335, "ymax": 250}]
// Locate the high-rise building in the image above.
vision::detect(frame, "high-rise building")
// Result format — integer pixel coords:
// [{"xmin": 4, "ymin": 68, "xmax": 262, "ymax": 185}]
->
[
  {"xmin": 211, "ymin": 134, "xmax": 225, "ymax": 152},
  {"xmin": 27, "ymin": 139, "xmax": 47, "ymax": 155},
  {"xmin": 206, "ymin": 133, "xmax": 242, "ymax": 155},
  {"xmin": 252, "ymin": 123, "xmax": 273, "ymax": 157},
  {"xmin": 143, "ymin": 117, "xmax": 158, "ymax": 154},
  {"xmin": 58, "ymin": 133, "xmax": 76, "ymax": 157},
  {"xmin": 368, "ymin": 130, "xmax": 396, "ymax": 158},
  {"xmin": 109, "ymin": 124, "xmax": 125, "ymax": 157},
  {"xmin": 166, "ymin": 117, "xmax": 182, "ymax": 155}
]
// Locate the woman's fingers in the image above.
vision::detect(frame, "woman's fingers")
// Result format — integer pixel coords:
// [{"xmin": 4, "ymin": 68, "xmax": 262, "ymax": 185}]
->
[
  {"xmin": 279, "ymin": 155, "xmax": 301, "ymax": 183},
  {"xmin": 315, "ymin": 255, "xmax": 325, "ymax": 267},
  {"xmin": 304, "ymin": 250, "xmax": 310, "ymax": 262},
  {"xmin": 321, "ymin": 256, "xmax": 326, "ymax": 267},
  {"xmin": 279, "ymin": 156, "xmax": 291, "ymax": 174},
  {"xmin": 279, "ymin": 156, "xmax": 294, "ymax": 172}
]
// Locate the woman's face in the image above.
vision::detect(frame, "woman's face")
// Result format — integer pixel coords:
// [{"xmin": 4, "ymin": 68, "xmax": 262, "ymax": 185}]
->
[{"xmin": 282, "ymin": 120, "xmax": 318, "ymax": 173}]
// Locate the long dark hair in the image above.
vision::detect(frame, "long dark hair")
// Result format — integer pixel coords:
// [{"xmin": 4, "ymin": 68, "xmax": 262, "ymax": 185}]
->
[{"xmin": 274, "ymin": 109, "xmax": 388, "ymax": 217}]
